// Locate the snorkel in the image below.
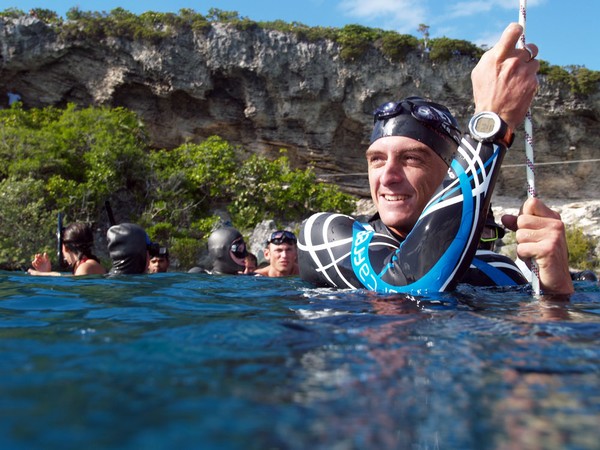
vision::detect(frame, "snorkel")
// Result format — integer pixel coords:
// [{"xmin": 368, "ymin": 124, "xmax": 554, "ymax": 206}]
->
[
  {"xmin": 105, "ymin": 200, "xmax": 116, "ymax": 226},
  {"xmin": 56, "ymin": 212, "xmax": 65, "ymax": 269}
]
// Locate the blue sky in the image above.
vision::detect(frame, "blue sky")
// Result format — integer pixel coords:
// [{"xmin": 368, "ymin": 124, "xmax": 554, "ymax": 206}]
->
[{"xmin": 4, "ymin": 0, "xmax": 599, "ymax": 70}]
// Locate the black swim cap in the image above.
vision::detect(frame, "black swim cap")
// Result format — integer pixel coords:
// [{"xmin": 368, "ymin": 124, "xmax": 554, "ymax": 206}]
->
[
  {"xmin": 207, "ymin": 227, "xmax": 246, "ymax": 275},
  {"xmin": 370, "ymin": 97, "xmax": 462, "ymax": 167},
  {"xmin": 107, "ymin": 223, "xmax": 149, "ymax": 275}
]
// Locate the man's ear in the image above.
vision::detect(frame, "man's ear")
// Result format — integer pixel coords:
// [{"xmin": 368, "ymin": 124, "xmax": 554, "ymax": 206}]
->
[{"xmin": 263, "ymin": 247, "xmax": 270, "ymax": 259}]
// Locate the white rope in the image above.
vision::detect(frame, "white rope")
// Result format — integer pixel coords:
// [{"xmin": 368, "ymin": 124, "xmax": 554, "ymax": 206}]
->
[{"xmin": 518, "ymin": 0, "xmax": 541, "ymax": 295}]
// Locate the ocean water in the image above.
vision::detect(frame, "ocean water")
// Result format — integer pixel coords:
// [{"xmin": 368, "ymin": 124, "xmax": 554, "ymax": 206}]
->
[{"xmin": 0, "ymin": 270, "xmax": 599, "ymax": 450}]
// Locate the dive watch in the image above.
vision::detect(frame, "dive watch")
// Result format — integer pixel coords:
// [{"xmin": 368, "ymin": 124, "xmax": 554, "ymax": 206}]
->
[{"xmin": 468, "ymin": 111, "xmax": 514, "ymax": 148}]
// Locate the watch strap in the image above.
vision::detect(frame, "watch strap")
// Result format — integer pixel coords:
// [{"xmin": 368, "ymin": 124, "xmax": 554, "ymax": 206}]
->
[{"xmin": 498, "ymin": 120, "xmax": 515, "ymax": 148}]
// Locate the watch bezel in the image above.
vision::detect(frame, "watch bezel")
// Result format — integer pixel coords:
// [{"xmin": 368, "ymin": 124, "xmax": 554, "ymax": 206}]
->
[{"xmin": 468, "ymin": 112, "xmax": 502, "ymax": 142}]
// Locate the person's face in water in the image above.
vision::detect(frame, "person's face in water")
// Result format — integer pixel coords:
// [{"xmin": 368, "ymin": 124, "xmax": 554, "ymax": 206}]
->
[
  {"xmin": 367, "ymin": 135, "xmax": 447, "ymax": 237},
  {"xmin": 264, "ymin": 242, "xmax": 297, "ymax": 275},
  {"xmin": 244, "ymin": 256, "xmax": 257, "ymax": 274},
  {"xmin": 148, "ymin": 256, "xmax": 169, "ymax": 273},
  {"xmin": 62, "ymin": 244, "xmax": 77, "ymax": 267}
]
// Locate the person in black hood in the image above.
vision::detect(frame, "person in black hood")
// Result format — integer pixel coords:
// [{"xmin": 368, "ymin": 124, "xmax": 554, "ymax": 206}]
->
[
  {"xmin": 107, "ymin": 223, "xmax": 149, "ymax": 275},
  {"xmin": 207, "ymin": 227, "xmax": 248, "ymax": 275}
]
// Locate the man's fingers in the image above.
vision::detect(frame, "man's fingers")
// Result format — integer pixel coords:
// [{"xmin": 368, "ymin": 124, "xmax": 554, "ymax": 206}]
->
[
  {"xmin": 500, "ymin": 214, "xmax": 518, "ymax": 231},
  {"xmin": 493, "ymin": 23, "xmax": 524, "ymax": 59},
  {"xmin": 521, "ymin": 197, "xmax": 562, "ymax": 220}
]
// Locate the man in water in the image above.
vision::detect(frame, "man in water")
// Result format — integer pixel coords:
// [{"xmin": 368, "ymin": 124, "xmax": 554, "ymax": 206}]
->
[
  {"xmin": 254, "ymin": 230, "xmax": 299, "ymax": 277},
  {"xmin": 298, "ymin": 23, "xmax": 573, "ymax": 295},
  {"xmin": 244, "ymin": 252, "xmax": 258, "ymax": 274},
  {"xmin": 147, "ymin": 244, "xmax": 170, "ymax": 273},
  {"xmin": 206, "ymin": 227, "xmax": 248, "ymax": 275},
  {"xmin": 107, "ymin": 223, "xmax": 150, "ymax": 275}
]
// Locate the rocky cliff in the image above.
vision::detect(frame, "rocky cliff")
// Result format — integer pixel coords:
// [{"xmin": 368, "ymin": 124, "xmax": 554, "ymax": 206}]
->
[{"xmin": 1, "ymin": 15, "xmax": 599, "ymax": 199}]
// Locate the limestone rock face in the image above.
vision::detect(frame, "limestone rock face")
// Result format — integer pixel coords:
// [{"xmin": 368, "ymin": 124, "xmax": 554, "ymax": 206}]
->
[{"xmin": 1, "ymin": 16, "xmax": 598, "ymax": 199}]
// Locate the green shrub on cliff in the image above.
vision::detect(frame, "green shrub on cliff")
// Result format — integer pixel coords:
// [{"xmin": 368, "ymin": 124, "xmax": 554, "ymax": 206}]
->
[
  {"xmin": 538, "ymin": 62, "xmax": 600, "ymax": 95},
  {"xmin": 428, "ymin": 37, "xmax": 483, "ymax": 62},
  {"xmin": 228, "ymin": 151, "xmax": 355, "ymax": 228},
  {"xmin": 141, "ymin": 137, "xmax": 355, "ymax": 267},
  {"xmin": 0, "ymin": 103, "xmax": 149, "ymax": 221},
  {"xmin": 573, "ymin": 67, "xmax": 600, "ymax": 94},
  {"xmin": 336, "ymin": 24, "xmax": 380, "ymax": 61},
  {"xmin": 0, "ymin": 177, "xmax": 55, "ymax": 270},
  {"xmin": 4, "ymin": 6, "xmax": 597, "ymax": 86},
  {"xmin": 566, "ymin": 225, "xmax": 599, "ymax": 271},
  {"xmin": 147, "ymin": 138, "xmax": 355, "ymax": 231},
  {"xmin": 380, "ymin": 32, "xmax": 420, "ymax": 62}
]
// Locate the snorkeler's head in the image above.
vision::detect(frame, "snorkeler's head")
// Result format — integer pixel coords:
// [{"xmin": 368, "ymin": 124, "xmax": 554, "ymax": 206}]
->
[
  {"xmin": 207, "ymin": 227, "xmax": 247, "ymax": 275},
  {"xmin": 61, "ymin": 222, "xmax": 95, "ymax": 262},
  {"xmin": 370, "ymin": 96, "xmax": 461, "ymax": 167},
  {"xmin": 107, "ymin": 223, "xmax": 148, "ymax": 275}
]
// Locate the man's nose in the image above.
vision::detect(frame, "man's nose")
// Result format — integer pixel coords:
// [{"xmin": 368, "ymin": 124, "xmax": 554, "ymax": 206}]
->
[{"xmin": 380, "ymin": 158, "xmax": 405, "ymax": 185}]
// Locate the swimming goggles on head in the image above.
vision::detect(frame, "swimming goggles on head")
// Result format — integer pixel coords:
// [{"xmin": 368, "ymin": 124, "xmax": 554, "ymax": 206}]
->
[
  {"xmin": 373, "ymin": 97, "xmax": 461, "ymax": 145},
  {"xmin": 230, "ymin": 238, "xmax": 248, "ymax": 258},
  {"xmin": 267, "ymin": 230, "xmax": 297, "ymax": 246}
]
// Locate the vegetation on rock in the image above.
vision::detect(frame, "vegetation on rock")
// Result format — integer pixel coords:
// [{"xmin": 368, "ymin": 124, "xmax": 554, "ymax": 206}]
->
[{"xmin": 2, "ymin": 7, "xmax": 596, "ymax": 93}]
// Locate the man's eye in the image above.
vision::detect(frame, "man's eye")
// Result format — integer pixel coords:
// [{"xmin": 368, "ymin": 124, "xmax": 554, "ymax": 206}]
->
[
  {"xmin": 404, "ymin": 153, "xmax": 424, "ymax": 164},
  {"xmin": 367, "ymin": 154, "xmax": 385, "ymax": 165}
]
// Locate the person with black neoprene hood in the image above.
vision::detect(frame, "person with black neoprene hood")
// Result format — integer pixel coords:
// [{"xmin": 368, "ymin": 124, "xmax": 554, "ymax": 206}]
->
[
  {"xmin": 203, "ymin": 227, "xmax": 248, "ymax": 275},
  {"xmin": 107, "ymin": 223, "xmax": 150, "ymax": 275}
]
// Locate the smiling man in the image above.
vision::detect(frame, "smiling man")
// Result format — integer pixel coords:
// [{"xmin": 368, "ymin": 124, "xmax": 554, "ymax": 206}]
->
[{"xmin": 298, "ymin": 23, "xmax": 573, "ymax": 296}]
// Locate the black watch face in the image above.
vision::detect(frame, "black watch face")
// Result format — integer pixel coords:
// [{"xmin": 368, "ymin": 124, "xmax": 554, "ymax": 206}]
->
[{"xmin": 476, "ymin": 117, "xmax": 496, "ymax": 134}]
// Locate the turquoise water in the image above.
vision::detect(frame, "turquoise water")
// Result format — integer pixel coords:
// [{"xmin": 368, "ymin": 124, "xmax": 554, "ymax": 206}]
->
[{"xmin": 0, "ymin": 270, "xmax": 599, "ymax": 450}]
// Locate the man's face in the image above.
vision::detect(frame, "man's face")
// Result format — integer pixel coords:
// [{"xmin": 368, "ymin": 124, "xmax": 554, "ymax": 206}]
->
[
  {"xmin": 148, "ymin": 256, "xmax": 169, "ymax": 273},
  {"xmin": 264, "ymin": 243, "xmax": 297, "ymax": 275},
  {"xmin": 244, "ymin": 257, "xmax": 257, "ymax": 274},
  {"xmin": 367, "ymin": 136, "xmax": 447, "ymax": 237}
]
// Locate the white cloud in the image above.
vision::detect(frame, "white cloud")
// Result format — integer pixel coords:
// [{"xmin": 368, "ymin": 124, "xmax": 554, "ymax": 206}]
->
[
  {"xmin": 337, "ymin": 0, "xmax": 428, "ymax": 34},
  {"xmin": 445, "ymin": 0, "xmax": 547, "ymax": 20},
  {"xmin": 472, "ymin": 29, "xmax": 504, "ymax": 50},
  {"xmin": 336, "ymin": 0, "xmax": 548, "ymax": 41}
]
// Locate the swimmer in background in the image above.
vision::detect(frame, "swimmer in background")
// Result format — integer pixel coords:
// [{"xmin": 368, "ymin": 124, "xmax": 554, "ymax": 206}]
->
[
  {"xmin": 244, "ymin": 252, "xmax": 258, "ymax": 274},
  {"xmin": 28, "ymin": 222, "xmax": 106, "ymax": 276},
  {"xmin": 462, "ymin": 206, "xmax": 519, "ymax": 287},
  {"xmin": 190, "ymin": 227, "xmax": 247, "ymax": 275},
  {"xmin": 254, "ymin": 230, "xmax": 299, "ymax": 277},
  {"xmin": 147, "ymin": 243, "xmax": 170, "ymax": 273},
  {"xmin": 107, "ymin": 223, "xmax": 150, "ymax": 275}
]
